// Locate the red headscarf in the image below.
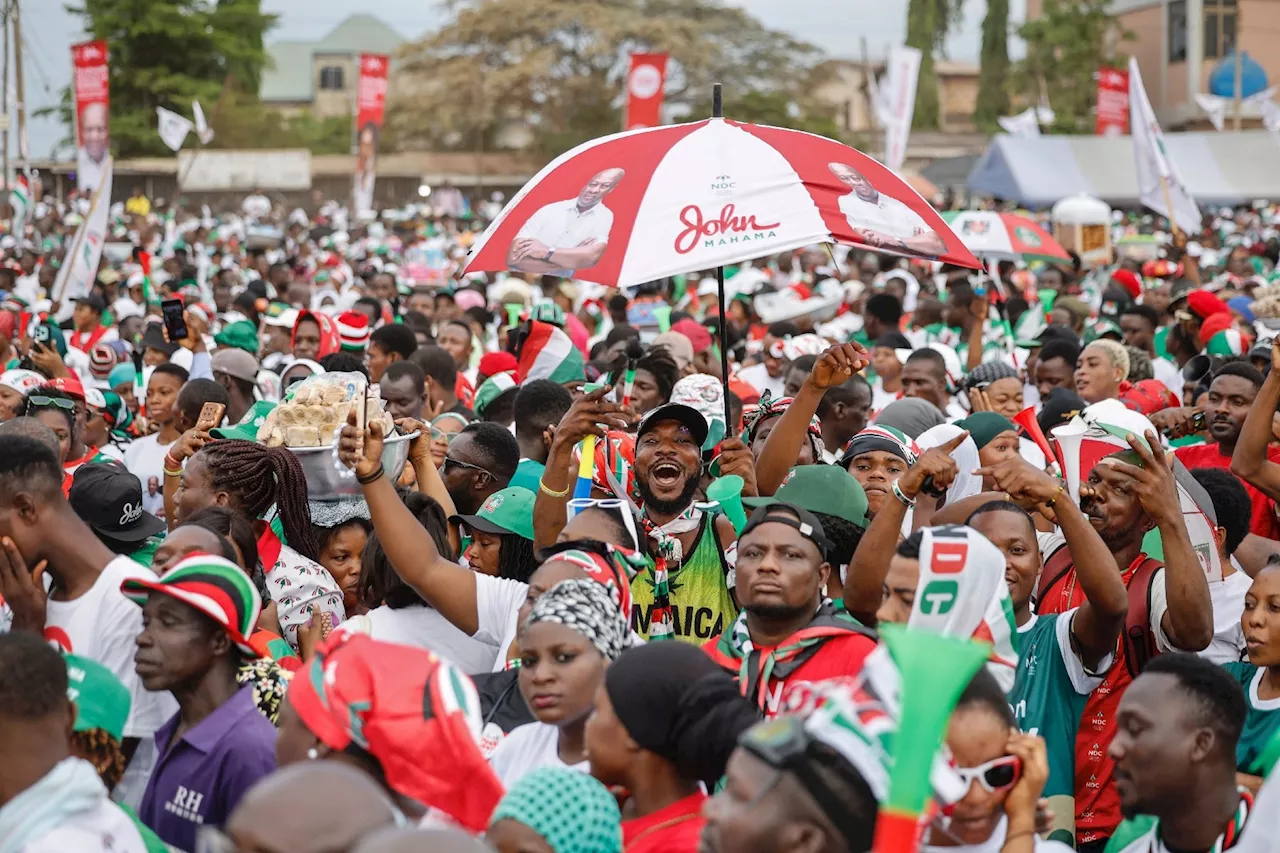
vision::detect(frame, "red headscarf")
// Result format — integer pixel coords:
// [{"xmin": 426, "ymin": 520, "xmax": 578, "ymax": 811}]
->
[
  {"xmin": 1119, "ymin": 379, "xmax": 1179, "ymax": 416},
  {"xmin": 287, "ymin": 633, "xmax": 504, "ymax": 831},
  {"xmin": 291, "ymin": 310, "xmax": 341, "ymax": 359}
]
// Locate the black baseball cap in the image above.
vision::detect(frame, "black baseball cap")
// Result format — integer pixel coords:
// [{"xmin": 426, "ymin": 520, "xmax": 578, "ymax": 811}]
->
[
  {"xmin": 1020, "ymin": 324, "xmax": 1080, "ymax": 349},
  {"xmin": 69, "ymin": 463, "xmax": 165, "ymax": 544},
  {"xmin": 74, "ymin": 293, "xmax": 108, "ymax": 313},
  {"xmin": 741, "ymin": 502, "xmax": 833, "ymax": 560},
  {"xmin": 637, "ymin": 403, "xmax": 709, "ymax": 449},
  {"xmin": 1036, "ymin": 387, "xmax": 1087, "ymax": 435}
]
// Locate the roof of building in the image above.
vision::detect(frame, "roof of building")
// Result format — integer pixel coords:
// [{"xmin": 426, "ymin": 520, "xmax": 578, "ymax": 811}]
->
[{"xmin": 260, "ymin": 14, "xmax": 406, "ymax": 103}]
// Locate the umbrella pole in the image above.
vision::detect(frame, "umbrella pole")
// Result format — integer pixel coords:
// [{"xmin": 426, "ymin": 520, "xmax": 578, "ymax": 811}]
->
[{"xmin": 711, "ymin": 83, "xmax": 734, "ymax": 432}]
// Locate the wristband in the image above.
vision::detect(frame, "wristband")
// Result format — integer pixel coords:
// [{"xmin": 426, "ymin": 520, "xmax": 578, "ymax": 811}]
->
[
  {"xmin": 164, "ymin": 452, "xmax": 182, "ymax": 469},
  {"xmin": 1047, "ymin": 482, "xmax": 1066, "ymax": 507},
  {"xmin": 163, "ymin": 466, "xmax": 183, "ymax": 478},
  {"xmin": 892, "ymin": 480, "xmax": 916, "ymax": 508},
  {"xmin": 356, "ymin": 463, "xmax": 385, "ymax": 486},
  {"xmin": 539, "ymin": 477, "xmax": 570, "ymax": 498}
]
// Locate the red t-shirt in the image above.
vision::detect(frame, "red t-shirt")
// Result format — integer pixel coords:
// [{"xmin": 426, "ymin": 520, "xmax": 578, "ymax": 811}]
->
[
  {"xmin": 1174, "ymin": 442, "xmax": 1280, "ymax": 539},
  {"xmin": 702, "ymin": 631, "xmax": 877, "ymax": 717},
  {"xmin": 622, "ymin": 792, "xmax": 706, "ymax": 853}
]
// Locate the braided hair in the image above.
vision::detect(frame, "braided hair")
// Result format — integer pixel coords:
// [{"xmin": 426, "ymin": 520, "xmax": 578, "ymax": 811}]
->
[
  {"xmin": 497, "ymin": 533, "xmax": 538, "ymax": 584},
  {"xmin": 70, "ymin": 727, "xmax": 127, "ymax": 793},
  {"xmin": 194, "ymin": 440, "xmax": 319, "ymax": 562}
]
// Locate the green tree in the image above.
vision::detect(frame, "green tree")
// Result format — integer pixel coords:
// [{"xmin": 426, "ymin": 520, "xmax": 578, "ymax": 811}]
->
[
  {"xmin": 63, "ymin": 0, "xmax": 276, "ymax": 157},
  {"xmin": 974, "ymin": 0, "xmax": 1010, "ymax": 131},
  {"xmin": 390, "ymin": 0, "xmax": 830, "ymax": 157},
  {"xmin": 1017, "ymin": 0, "xmax": 1129, "ymax": 133},
  {"xmin": 905, "ymin": 0, "xmax": 966, "ymax": 129}
]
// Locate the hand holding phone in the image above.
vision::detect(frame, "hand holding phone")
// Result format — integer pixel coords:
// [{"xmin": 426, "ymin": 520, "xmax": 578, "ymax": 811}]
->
[
  {"xmin": 195, "ymin": 402, "xmax": 226, "ymax": 432},
  {"xmin": 161, "ymin": 298, "xmax": 189, "ymax": 343}
]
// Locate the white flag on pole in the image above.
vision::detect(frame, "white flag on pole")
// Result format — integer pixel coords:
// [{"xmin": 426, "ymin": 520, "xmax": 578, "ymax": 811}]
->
[
  {"xmin": 880, "ymin": 46, "xmax": 921, "ymax": 173},
  {"xmin": 52, "ymin": 158, "xmax": 113, "ymax": 304},
  {"xmin": 193, "ymin": 99, "xmax": 214, "ymax": 145},
  {"xmin": 998, "ymin": 108, "xmax": 1044, "ymax": 137},
  {"xmin": 1196, "ymin": 87, "xmax": 1277, "ymax": 132},
  {"xmin": 1129, "ymin": 57, "xmax": 1201, "ymax": 234},
  {"xmin": 156, "ymin": 107, "xmax": 194, "ymax": 152}
]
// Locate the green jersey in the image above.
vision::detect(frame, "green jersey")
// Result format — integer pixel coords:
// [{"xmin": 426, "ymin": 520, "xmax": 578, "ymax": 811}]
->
[
  {"xmin": 510, "ymin": 458, "xmax": 545, "ymax": 493},
  {"xmin": 1223, "ymin": 662, "xmax": 1280, "ymax": 773},
  {"xmin": 1009, "ymin": 610, "xmax": 1109, "ymax": 845}
]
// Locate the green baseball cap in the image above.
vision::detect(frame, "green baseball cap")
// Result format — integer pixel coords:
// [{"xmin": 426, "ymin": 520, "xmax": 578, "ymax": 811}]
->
[
  {"xmin": 65, "ymin": 653, "xmax": 131, "ymax": 741},
  {"xmin": 474, "ymin": 370, "xmax": 517, "ymax": 419},
  {"xmin": 214, "ymin": 320, "xmax": 260, "ymax": 355},
  {"xmin": 452, "ymin": 486, "xmax": 536, "ymax": 541},
  {"xmin": 743, "ymin": 465, "xmax": 869, "ymax": 528},
  {"xmin": 211, "ymin": 399, "xmax": 276, "ymax": 441}
]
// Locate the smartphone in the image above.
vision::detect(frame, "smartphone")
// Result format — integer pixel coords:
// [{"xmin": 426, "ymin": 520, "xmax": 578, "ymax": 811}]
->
[
  {"xmin": 195, "ymin": 402, "xmax": 226, "ymax": 432},
  {"xmin": 31, "ymin": 324, "xmax": 50, "ymax": 346},
  {"xmin": 161, "ymin": 298, "xmax": 188, "ymax": 342},
  {"xmin": 354, "ymin": 378, "xmax": 369, "ymax": 436}
]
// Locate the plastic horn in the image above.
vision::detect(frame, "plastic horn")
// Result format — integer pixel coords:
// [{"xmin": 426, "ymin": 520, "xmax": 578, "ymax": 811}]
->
[
  {"xmin": 706, "ymin": 474, "xmax": 747, "ymax": 535},
  {"xmin": 872, "ymin": 625, "xmax": 991, "ymax": 853},
  {"xmin": 653, "ymin": 304, "xmax": 672, "ymax": 333},
  {"xmin": 1012, "ymin": 406, "xmax": 1060, "ymax": 471},
  {"xmin": 1051, "ymin": 417, "xmax": 1088, "ymax": 503},
  {"xmin": 505, "ymin": 304, "xmax": 523, "ymax": 329},
  {"xmin": 571, "ymin": 434, "xmax": 597, "ymax": 509}
]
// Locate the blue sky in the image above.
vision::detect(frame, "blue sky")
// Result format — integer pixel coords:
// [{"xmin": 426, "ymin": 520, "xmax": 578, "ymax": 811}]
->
[{"xmin": 20, "ymin": 0, "xmax": 1019, "ymax": 159}]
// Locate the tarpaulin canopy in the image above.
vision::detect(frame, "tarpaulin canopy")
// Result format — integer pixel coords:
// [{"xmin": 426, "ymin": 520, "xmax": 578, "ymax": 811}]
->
[{"xmin": 967, "ymin": 130, "xmax": 1280, "ymax": 209}]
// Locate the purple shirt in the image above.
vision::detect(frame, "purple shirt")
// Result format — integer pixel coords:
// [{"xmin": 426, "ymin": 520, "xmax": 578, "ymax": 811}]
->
[{"xmin": 139, "ymin": 685, "xmax": 276, "ymax": 852}]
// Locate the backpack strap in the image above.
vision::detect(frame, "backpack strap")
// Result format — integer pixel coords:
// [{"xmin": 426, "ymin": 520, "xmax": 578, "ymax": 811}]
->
[
  {"xmin": 1035, "ymin": 543, "xmax": 1074, "ymax": 614},
  {"xmin": 1122, "ymin": 558, "xmax": 1163, "ymax": 679}
]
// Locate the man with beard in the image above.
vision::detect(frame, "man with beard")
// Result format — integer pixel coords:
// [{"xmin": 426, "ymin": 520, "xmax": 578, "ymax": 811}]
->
[
  {"xmin": 1105, "ymin": 654, "xmax": 1251, "ymax": 853},
  {"xmin": 1037, "ymin": 432, "xmax": 1214, "ymax": 852},
  {"xmin": 630, "ymin": 403, "xmax": 739, "ymax": 644},
  {"xmin": 704, "ymin": 504, "xmax": 876, "ymax": 716}
]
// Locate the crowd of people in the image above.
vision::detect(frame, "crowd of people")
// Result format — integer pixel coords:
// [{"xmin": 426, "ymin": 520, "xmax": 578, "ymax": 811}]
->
[{"xmin": 2, "ymin": 189, "xmax": 1280, "ymax": 853}]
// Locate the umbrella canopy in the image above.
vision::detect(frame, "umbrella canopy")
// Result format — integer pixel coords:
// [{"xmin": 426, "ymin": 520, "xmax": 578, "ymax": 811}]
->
[
  {"xmin": 938, "ymin": 211, "xmax": 1071, "ymax": 264},
  {"xmin": 464, "ymin": 118, "xmax": 980, "ymax": 288}
]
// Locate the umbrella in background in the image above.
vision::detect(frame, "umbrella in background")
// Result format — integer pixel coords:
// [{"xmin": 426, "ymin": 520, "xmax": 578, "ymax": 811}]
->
[{"xmin": 939, "ymin": 210, "xmax": 1071, "ymax": 264}]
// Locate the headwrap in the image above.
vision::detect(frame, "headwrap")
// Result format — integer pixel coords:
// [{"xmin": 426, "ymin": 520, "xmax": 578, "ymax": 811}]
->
[
  {"xmin": 489, "ymin": 767, "xmax": 623, "ymax": 853},
  {"xmin": 525, "ymin": 578, "xmax": 630, "ymax": 662},
  {"xmin": 910, "ymin": 526, "xmax": 1018, "ymax": 691},
  {"xmin": 571, "ymin": 429, "xmax": 637, "ymax": 505},
  {"xmin": 291, "ymin": 310, "xmax": 341, "ymax": 359},
  {"xmin": 1119, "ymin": 379, "xmax": 1179, "ymax": 416},
  {"xmin": 961, "ymin": 360, "xmax": 1019, "ymax": 391},
  {"xmin": 742, "ymin": 391, "xmax": 824, "ymax": 460},
  {"xmin": 915, "ymin": 424, "xmax": 983, "ymax": 505},
  {"xmin": 473, "ymin": 370, "xmax": 517, "ymax": 418},
  {"xmin": 287, "ymin": 632, "xmax": 503, "ymax": 832},
  {"xmin": 107, "ymin": 363, "xmax": 136, "ymax": 392},
  {"xmin": 537, "ymin": 541, "xmax": 647, "ymax": 618},
  {"xmin": 604, "ymin": 642, "xmax": 759, "ymax": 782},
  {"xmin": 952, "ymin": 412, "xmax": 1017, "ymax": 451},
  {"xmin": 839, "ymin": 424, "xmax": 919, "ymax": 469},
  {"xmin": 95, "ymin": 390, "xmax": 134, "ymax": 435},
  {"xmin": 670, "ymin": 373, "xmax": 727, "ymax": 450},
  {"xmin": 874, "ymin": 398, "xmax": 946, "ymax": 439}
]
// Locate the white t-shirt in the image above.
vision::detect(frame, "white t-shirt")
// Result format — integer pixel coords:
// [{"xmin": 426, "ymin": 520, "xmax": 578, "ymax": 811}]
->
[
  {"xmin": 838, "ymin": 190, "xmax": 932, "ymax": 242},
  {"xmin": 473, "ymin": 574, "xmax": 528, "ymax": 672},
  {"xmin": 43, "ymin": 556, "xmax": 179, "ymax": 808},
  {"xmin": 488, "ymin": 721, "xmax": 587, "ymax": 789},
  {"xmin": 1201, "ymin": 568, "xmax": 1251, "ymax": 665},
  {"xmin": 16, "ymin": 793, "xmax": 151, "ymax": 853},
  {"xmin": 920, "ymin": 815, "xmax": 1074, "ymax": 853},
  {"xmin": 515, "ymin": 199, "xmax": 614, "ymax": 276},
  {"xmin": 349, "ymin": 604, "xmax": 500, "ymax": 675},
  {"xmin": 123, "ymin": 433, "xmax": 176, "ymax": 497},
  {"xmin": 735, "ymin": 362, "xmax": 785, "ymax": 399}
]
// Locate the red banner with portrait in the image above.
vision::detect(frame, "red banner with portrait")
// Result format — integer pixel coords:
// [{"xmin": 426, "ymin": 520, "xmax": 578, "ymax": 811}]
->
[
  {"xmin": 72, "ymin": 40, "xmax": 110, "ymax": 193},
  {"xmin": 624, "ymin": 53, "xmax": 667, "ymax": 130},
  {"xmin": 354, "ymin": 53, "xmax": 390, "ymax": 214},
  {"xmin": 1095, "ymin": 67, "xmax": 1130, "ymax": 136}
]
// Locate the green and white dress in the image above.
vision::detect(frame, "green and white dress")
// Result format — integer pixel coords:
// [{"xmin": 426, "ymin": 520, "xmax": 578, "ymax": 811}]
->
[{"xmin": 1222, "ymin": 662, "xmax": 1280, "ymax": 774}]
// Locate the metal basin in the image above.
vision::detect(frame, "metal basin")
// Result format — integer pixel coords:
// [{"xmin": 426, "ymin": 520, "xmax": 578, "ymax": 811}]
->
[{"xmin": 288, "ymin": 431, "xmax": 419, "ymax": 500}]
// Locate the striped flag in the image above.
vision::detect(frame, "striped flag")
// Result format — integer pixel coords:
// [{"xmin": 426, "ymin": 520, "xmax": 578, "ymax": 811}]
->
[
  {"xmin": 8, "ymin": 171, "xmax": 31, "ymax": 233},
  {"xmin": 515, "ymin": 320, "xmax": 585, "ymax": 384}
]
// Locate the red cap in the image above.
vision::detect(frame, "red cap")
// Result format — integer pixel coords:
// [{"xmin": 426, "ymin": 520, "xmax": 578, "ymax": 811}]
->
[
  {"xmin": 477, "ymin": 351, "xmax": 517, "ymax": 378},
  {"xmin": 1197, "ymin": 311, "xmax": 1237, "ymax": 348},
  {"xmin": 1186, "ymin": 291, "xmax": 1230, "ymax": 321},
  {"xmin": 1110, "ymin": 269, "xmax": 1142, "ymax": 300},
  {"xmin": 671, "ymin": 318, "xmax": 712, "ymax": 353},
  {"xmin": 41, "ymin": 375, "xmax": 85, "ymax": 402}
]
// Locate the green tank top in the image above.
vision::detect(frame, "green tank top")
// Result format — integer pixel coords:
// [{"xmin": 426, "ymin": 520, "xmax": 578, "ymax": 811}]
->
[
  {"xmin": 1223, "ymin": 662, "xmax": 1280, "ymax": 773},
  {"xmin": 629, "ymin": 515, "xmax": 738, "ymax": 645}
]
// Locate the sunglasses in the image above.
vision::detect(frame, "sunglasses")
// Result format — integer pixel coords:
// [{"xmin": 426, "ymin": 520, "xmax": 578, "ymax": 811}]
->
[
  {"xmin": 429, "ymin": 426, "xmax": 462, "ymax": 443},
  {"xmin": 27, "ymin": 395, "xmax": 76, "ymax": 411},
  {"xmin": 566, "ymin": 497, "xmax": 641, "ymax": 549},
  {"xmin": 953, "ymin": 755, "xmax": 1021, "ymax": 793},
  {"xmin": 442, "ymin": 456, "xmax": 496, "ymax": 479}
]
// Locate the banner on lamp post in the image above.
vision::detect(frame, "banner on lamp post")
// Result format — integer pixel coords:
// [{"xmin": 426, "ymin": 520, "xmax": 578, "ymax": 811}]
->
[
  {"xmin": 624, "ymin": 53, "xmax": 668, "ymax": 130},
  {"xmin": 72, "ymin": 40, "xmax": 110, "ymax": 193},
  {"xmin": 1095, "ymin": 66, "xmax": 1130, "ymax": 136},
  {"xmin": 880, "ymin": 46, "xmax": 921, "ymax": 173},
  {"xmin": 353, "ymin": 53, "xmax": 390, "ymax": 215}
]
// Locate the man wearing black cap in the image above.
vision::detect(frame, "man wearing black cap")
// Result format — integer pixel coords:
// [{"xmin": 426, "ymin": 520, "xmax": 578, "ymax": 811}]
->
[
  {"xmin": 704, "ymin": 503, "xmax": 876, "ymax": 716},
  {"xmin": 630, "ymin": 402, "xmax": 739, "ymax": 645},
  {"xmin": 67, "ymin": 293, "xmax": 118, "ymax": 354},
  {"xmin": 69, "ymin": 463, "xmax": 167, "ymax": 563}
]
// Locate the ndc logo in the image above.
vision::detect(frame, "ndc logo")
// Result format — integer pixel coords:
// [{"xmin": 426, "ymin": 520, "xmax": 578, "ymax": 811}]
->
[{"xmin": 919, "ymin": 579, "xmax": 958, "ymax": 615}]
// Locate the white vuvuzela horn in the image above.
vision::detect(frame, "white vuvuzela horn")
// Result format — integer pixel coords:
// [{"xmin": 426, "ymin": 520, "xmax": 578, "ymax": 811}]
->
[{"xmin": 1051, "ymin": 417, "xmax": 1089, "ymax": 504}]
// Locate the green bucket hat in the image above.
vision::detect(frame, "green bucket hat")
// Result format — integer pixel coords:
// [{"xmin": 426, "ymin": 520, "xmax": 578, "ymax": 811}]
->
[
  {"xmin": 65, "ymin": 653, "xmax": 131, "ymax": 741},
  {"xmin": 211, "ymin": 399, "xmax": 276, "ymax": 441},
  {"xmin": 452, "ymin": 486, "xmax": 536, "ymax": 541},
  {"xmin": 214, "ymin": 320, "xmax": 261, "ymax": 355},
  {"xmin": 743, "ymin": 464, "xmax": 869, "ymax": 528}
]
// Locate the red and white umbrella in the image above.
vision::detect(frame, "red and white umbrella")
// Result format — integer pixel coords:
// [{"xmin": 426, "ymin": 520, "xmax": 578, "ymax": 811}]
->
[
  {"xmin": 938, "ymin": 211, "xmax": 1071, "ymax": 264},
  {"xmin": 464, "ymin": 117, "xmax": 981, "ymax": 287}
]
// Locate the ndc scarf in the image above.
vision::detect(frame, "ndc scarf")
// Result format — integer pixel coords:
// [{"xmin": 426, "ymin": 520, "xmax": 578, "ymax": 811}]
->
[
  {"xmin": 0, "ymin": 758, "xmax": 114, "ymax": 853},
  {"xmin": 710, "ymin": 602, "xmax": 873, "ymax": 711},
  {"xmin": 638, "ymin": 504, "xmax": 703, "ymax": 641}
]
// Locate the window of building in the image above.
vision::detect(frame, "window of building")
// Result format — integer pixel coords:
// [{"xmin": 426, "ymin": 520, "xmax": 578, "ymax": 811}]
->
[
  {"xmin": 319, "ymin": 66, "xmax": 345, "ymax": 90},
  {"xmin": 1204, "ymin": 0, "xmax": 1237, "ymax": 59},
  {"xmin": 1169, "ymin": 0, "xmax": 1187, "ymax": 63}
]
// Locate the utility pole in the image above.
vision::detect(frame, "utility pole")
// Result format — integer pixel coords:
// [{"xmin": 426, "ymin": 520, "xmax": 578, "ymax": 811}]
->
[
  {"xmin": 859, "ymin": 36, "xmax": 878, "ymax": 160},
  {"xmin": 1, "ymin": 0, "xmax": 10, "ymax": 190},
  {"xmin": 11, "ymin": 0, "xmax": 22, "ymax": 163}
]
